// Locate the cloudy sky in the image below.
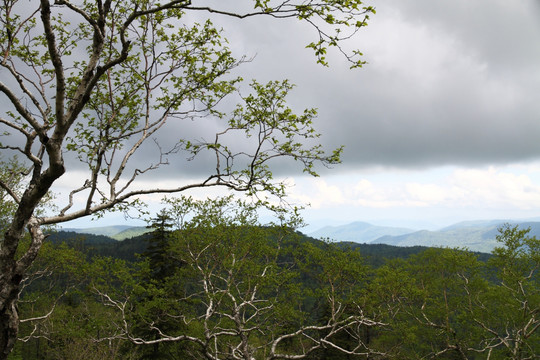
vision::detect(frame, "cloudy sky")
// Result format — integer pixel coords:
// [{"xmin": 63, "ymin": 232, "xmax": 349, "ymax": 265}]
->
[{"xmin": 62, "ymin": 0, "xmax": 540, "ymax": 231}]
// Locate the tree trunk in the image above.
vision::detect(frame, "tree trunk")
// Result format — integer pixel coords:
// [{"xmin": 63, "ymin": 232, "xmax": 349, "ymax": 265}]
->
[
  {"xmin": 0, "ymin": 280, "xmax": 20, "ymax": 360},
  {"xmin": 0, "ymin": 219, "xmax": 48, "ymax": 359}
]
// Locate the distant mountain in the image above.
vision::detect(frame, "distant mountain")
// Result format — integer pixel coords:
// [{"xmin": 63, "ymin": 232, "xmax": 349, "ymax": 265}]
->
[
  {"xmin": 111, "ymin": 227, "xmax": 152, "ymax": 240},
  {"xmin": 439, "ymin": 219, "xmax": 508, "ymax": 231},
  {"xmin": 375, "ymin": 227, "xmax": 498, "ymax": 253},
  {"xmin": 309, "ymin": 221, "xmax": 415, "ymax": 243},
  {"xmin": 60, "ymin": 220, "xmax": 540, "ymax": 253},
  {"xmin": 309, "ymin": 220, "xmax": 540, "ymax": 253},
  {"xmin": 61, "ymin": 225, "xmax": 151, "ymax": 240}
]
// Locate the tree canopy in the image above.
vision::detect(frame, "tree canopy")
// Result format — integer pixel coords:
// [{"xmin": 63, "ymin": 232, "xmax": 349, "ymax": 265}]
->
[
  {"xmin": 11, "ymin": 220, "xmax": 540, "ymax": 359},
  {"xmin": 0, "ymin": 0, "xmax": 375, "ymax": 358}
]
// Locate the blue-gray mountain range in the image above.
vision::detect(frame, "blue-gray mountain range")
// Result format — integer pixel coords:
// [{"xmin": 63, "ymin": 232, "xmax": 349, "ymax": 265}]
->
[
  {"xmin": 64, "ymin": 219, "xmax": 540, "ymax": 253},
  {"xmin": 308, "ymin": 220, "xmax": 540, "ymax": 253},
  {"xmin": 62, "ymin": 225, "xmax": 150, "ymax": 240}
]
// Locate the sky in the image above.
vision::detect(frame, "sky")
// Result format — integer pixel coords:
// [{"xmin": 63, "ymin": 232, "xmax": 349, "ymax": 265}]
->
[{"xmin": 58, "ymin": 0, "xmax": 540, "ymax": 232}]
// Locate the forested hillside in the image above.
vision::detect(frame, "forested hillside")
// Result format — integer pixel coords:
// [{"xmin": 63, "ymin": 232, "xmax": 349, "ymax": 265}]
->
[
  {"xmin": 11, "ymin": 209, "xmax": 540, "ymax": 359},
  {"xmin": 47, "ymin": 230, "xmax": 431, "ymax": 265}
]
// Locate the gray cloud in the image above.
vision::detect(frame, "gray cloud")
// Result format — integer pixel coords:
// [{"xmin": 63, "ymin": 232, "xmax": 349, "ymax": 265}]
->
[
  {"xmin": 131, "ymin": 0, "xmax": 540, "ymax": 179},
  {"xmin": 224, "ymin": 0, "xmax": 540, "ymax": 171},
  {"xmin": 9, "ymin": 1, "xmax": 540, "ymax": 184}
]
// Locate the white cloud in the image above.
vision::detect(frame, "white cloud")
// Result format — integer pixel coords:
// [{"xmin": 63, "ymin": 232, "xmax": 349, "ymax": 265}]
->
[
  {"xmin": 405, "ymin": 183, "xmax": 449, "ymax": 205},
  {"xmin": 55, "ymin": 164, "xmax": 540, "ymax": 229},
  {"xmin": 449, "ymin": 167, "xmax": 540, "ymax": 209},
  {"xmin": 289, "ymin": 165, "xmax": 540, "ymax": 218}
]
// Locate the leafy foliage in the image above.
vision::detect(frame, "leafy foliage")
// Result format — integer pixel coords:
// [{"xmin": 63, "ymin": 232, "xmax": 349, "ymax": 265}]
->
[
  {"xmin": 12, "ymin": 220, "xmax": 540, "ymax": 359},
  {"xmin": 0, "ymin": 1, "xmax": 375, "ymax": 357}
]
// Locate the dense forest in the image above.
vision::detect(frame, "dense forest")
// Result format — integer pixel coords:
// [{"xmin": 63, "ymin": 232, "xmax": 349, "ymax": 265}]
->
[{"xmin": 9, "ymin": 198, "xmax": 540, "ymax": 360}]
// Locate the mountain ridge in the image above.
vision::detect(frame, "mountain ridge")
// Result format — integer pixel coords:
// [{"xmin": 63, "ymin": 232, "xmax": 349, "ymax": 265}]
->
[
  {"xmin": 62, "ymin": 218, "xmax": 540, "ymax": 253},
  {"xmin": 309, "ymin": 219, "xmax": 540, "ymax": 253},
  {"xmin": 61, "ymin": 225, "xmax": 151, "ymax": 240},
  {"xmin": 309, "ymin": 221, "xmax": 415, "ymax": 244}
]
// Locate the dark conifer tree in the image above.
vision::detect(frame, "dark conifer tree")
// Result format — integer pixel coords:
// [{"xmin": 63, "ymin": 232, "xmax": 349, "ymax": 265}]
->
[{"xmin": 142, "ymin": 210, "xmax": 175, "ymax": 279}]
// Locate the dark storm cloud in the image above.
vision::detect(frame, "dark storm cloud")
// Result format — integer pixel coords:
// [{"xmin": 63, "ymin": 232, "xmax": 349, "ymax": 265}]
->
[
  {"xmin": 12, "ymin": 0, "xmax": 540, "ymax": 183},
  {"xmin": 328, "ymin": 0, "xmax": 540, "ymax": 169},
  {"xmin": 381, "ymin": 0, "xmax": 540, "ymax": 71},
  {"xmin": 145, "ymin": 0, "xmax": 540, "ymax": 180},
  {"xmin": 218, "ymin": 0, "xmax": 540, "ymax": 172}
]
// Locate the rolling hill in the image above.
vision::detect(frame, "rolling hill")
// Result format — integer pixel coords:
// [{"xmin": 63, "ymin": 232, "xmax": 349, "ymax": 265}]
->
[
  {"xmin": 310, "ymin": 220, "xmax": 540, "ymax": 253},
  {"xmin": 62, "ymin": 225, "xmax": 151, "ymax": 240},
  {"xmin": 309, "ymin": 221, "xmax": 415, "ymax": 243},
  {"xmin": 61, "ymin": 219, "xmax": 540, "ymax": 254}
]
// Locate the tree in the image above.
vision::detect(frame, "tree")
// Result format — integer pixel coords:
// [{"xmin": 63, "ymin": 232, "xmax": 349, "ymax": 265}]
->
[
  {"xmin": 294, "ymin": 241, "xmax": 386, "ymax": 359},
  {"xmin": 0, "ymin": 1, "xmax": 375, "ymax": 357},
  {"xmin": 142, "ymin": 209, "xmax": 175, "ymax": 280},
  {"xmin": 391, "ymin": 248, "xmax": 487, "ymax": 359},
  {"xmin": 12, "ymin": 243, "xmax": 136, "ymax": 360},
  {"xmin": 366, "ymin": 228, "xmax": 540, "ymax": 359},
  {"xmin": 0, "ymin": 158, "xmax": 25, "ymax": 234},
  {"xmin": 91, "ymin": 196, "xmax": 384, "ymax": 359},
  {"xmin": 472, "ymin": 225, "xmax": 540, "ymax": 359}
]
